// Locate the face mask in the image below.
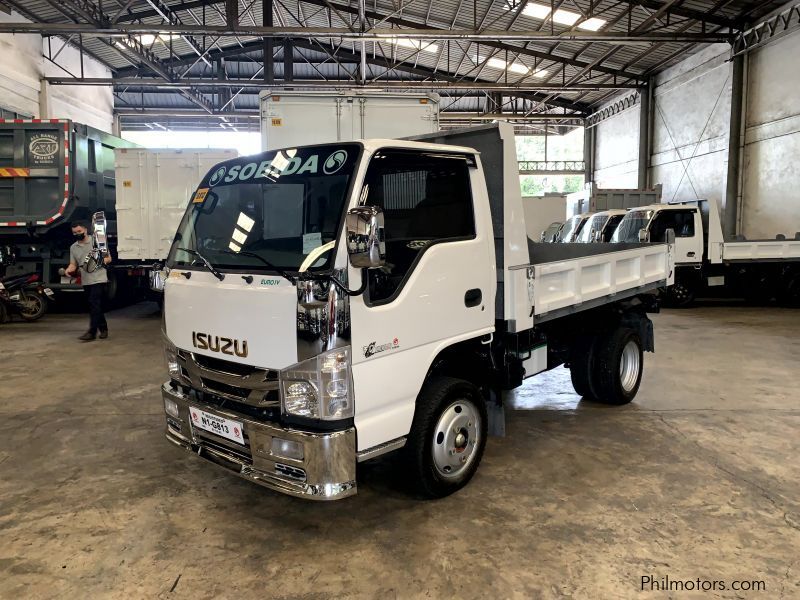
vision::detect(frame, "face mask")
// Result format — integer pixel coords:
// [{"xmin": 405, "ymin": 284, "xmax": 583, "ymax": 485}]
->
[{"xmin": 74, "ymin": 232, "xmax": 86, "ymax": 241}]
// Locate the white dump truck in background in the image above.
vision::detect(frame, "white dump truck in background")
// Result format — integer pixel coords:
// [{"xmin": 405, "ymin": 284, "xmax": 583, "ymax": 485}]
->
[
  {"xmin": 260, "ymin": 90, "xmax": 440, "ymax": 151},
  {"xmin": 157, "ymin": 123, "xmax": 674, "ymax": 501},
  {"xmin": 114, "ymin": 148, "xmax": 238, "ymax": 292},
  {"xmin": 612, "ymin": 199, "xmax": 800, "ymax": 306}
]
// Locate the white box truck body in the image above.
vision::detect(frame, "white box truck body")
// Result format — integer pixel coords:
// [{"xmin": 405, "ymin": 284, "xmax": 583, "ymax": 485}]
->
[
  {"xmin": 260, "ymin": 91, "xmax": 440, "ymax": 151},
  {"xmin": 114, "ymin": 148, "xmax": 238, "ymax": 262}
]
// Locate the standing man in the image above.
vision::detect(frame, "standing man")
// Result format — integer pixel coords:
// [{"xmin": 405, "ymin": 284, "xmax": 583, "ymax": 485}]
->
[{"xmin": 65, "ymin": 220, "xmax": 112, "ymax": 341}]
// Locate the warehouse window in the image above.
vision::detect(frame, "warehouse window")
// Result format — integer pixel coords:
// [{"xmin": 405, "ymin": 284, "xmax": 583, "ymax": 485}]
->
[{"xmin": 361, "ymin": 150, "xmax": 475, "ymax": 304}]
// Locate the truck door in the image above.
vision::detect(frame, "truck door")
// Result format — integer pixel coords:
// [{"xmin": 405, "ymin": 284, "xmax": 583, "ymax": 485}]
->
[
  {"xmin": 650, "ymin": 209, "xmax": 702, "ymax": 264},
  {"xmin": 348, "ymin": 149, "xmax": 495, "ymax": 450}
]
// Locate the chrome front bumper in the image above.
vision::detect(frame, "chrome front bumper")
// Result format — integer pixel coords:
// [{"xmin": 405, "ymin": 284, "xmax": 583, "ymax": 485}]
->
[{"xmin": 162, "ymin": 383, "xmax": 357, "ymax": 500}]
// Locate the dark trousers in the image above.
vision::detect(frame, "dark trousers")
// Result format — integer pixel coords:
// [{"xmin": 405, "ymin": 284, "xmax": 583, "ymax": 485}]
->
[{"xmin": 84, "ymin": 283, "xmax": 108, "ymax": 334}]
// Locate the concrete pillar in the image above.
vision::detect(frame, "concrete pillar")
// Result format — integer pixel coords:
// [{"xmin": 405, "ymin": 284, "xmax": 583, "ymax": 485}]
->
[
  {"xmin": 583, "ymin": 123, "xmax": 595, "ymax": 184},
  {"xmin": 38, "ymin": 79, "xmax": 50, "ymax": 119},
  {"xmin": 723, "ymin": 54, "xmax": 745, "ymax": 239},
  {"xmin": 637, "ymin": 82, "xmax": 651, "ymax": 189}
]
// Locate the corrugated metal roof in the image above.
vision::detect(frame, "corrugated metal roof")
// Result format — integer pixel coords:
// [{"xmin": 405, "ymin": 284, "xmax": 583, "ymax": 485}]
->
[{"xmin": 13, "ymin": 0, "xmax": 785, "ymax": 125}]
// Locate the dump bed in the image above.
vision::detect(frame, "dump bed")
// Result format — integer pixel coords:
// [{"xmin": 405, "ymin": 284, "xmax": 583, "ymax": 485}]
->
[
  {"xmin": 721, "ymin": 239, "xmax": 800, "ymax": 262},
  {"xmin": 410, "ymin": 123, "xmax": 675, "ymax": 332},
  {"xmin": 508, "ymin": 242, "xmax": 674, "ymax": 328}
]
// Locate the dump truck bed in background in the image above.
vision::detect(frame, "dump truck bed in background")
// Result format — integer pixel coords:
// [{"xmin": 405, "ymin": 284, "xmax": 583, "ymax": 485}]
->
[{"xmin": 0, "ymin": 119, "xmax": 136, "ymax": 286}]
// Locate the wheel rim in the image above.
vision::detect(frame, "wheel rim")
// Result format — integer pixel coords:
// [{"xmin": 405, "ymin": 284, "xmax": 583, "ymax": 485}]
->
[
  {"xmin": 619, "ymin": 340, "xmax": 641, "ymax": 392},
  {"xmin": 431, "ymin": 399, "xmax": 481, "ymax": 480},
  {"xmin": 20, "ymin": 294, "xmax": 43, "ymax": 317}
]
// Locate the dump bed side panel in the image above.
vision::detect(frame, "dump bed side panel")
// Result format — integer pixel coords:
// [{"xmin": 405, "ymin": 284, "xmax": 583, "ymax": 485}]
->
[
  {"xmin": 507, "ymin": 243, "xmax": 674, "ymax": 329},
  {"xmin": 0, "ymin": 119, "xmax": 70, "ymax": 227},
  {"xmin": 721, "ymin": 239, "xmax": 800, "ymax": 262}
]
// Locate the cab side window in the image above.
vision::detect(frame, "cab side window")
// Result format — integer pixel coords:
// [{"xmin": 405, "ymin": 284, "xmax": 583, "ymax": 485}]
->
[
  {"xmin": 651, "ymin": 209, "xmax": 695, "ymax": 242},
  {"xmin": 362, "ymin": 150, "xmax": 475, "ymax": 304}
]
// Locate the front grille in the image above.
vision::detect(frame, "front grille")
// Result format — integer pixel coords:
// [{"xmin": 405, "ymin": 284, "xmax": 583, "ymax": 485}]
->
[
  {"xmin": 201, "ymin": 377, "xmax": 251, "ymax": 400},
  {"xmin": 193, "ymin": 352, "xmax": 253, "ymax": 375}
]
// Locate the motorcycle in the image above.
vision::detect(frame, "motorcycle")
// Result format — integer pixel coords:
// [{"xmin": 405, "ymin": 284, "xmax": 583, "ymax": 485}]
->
[{"xmin": 0, "ymin": 272, "xmax": 53, "ymax": 322}]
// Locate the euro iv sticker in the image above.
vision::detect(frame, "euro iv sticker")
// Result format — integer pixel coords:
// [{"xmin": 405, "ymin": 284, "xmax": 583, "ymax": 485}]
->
[{"xmin": 193, "ymin": 187, "xmax": 209, "ymax": 203}]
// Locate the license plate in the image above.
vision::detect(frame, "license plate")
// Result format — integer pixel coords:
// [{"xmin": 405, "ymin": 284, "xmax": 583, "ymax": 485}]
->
[
  {"xmin": 188, "ymin": 406, "xmax": 245, "ymax": 445},
  {"xmin": 44, "ymin": 288, "xmax": 54, "ymax": 297}
]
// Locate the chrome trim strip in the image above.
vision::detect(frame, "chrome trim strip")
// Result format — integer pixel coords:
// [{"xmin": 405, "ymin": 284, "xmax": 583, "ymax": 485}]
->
[{"xmin": 356, "ymin": 437, "xmax": 407, "ymax": 463}]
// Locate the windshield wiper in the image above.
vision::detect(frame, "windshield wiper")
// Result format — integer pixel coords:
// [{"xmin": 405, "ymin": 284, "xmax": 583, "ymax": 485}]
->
[
  {"xmin": 219, "ymin": 249, "xmax": 297, "ymax": 285},
  {"xmin": 177, "ymin": 247, "xmax": 225, "ymax": 281}
]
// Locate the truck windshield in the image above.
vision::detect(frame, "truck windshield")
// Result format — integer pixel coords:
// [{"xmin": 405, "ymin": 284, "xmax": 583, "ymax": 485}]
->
[
  {"xmin": 611, "ymin": 210, "xmax": 655, "ymax": 243},
  {"xmin": 577, "ymin": 214, "xmax": 608, "ymax": 243},
  {"xmin": 167, "ymin": 144, "xmax": 359, "ymax": 273},
  {"xmin": 558, "ymin": 215, "xmax": 583, "ymax": 242}
]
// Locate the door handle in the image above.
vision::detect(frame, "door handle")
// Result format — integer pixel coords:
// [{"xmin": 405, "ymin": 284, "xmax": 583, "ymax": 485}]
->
[
  {"xmin": 687, "ymin": 252, "xmax": 696, "ymax": 257},
  {"xmin": 464, "ymin": 288, "xmax": 482, "ymax": 308}
]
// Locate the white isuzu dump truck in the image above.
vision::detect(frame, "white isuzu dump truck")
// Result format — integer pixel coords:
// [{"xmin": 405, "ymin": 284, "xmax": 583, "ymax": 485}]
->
[
  {"xmin": 612, "ymin": 199, "xmax": 800, "ymax": 306},
  {"xmin": 158, "ymin": 123, "xmax": 674, "ymax": 500}
]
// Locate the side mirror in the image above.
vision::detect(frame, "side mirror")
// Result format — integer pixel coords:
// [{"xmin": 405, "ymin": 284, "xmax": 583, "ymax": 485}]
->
[
  {"xmin": 638, "ymin": 228, "xmax": 650, "ymax": 243},
  {"xmin": 150, "ymin": 264, "xmax": 167, "ymax": 292},
  {"xmin": 346, "ymin": 206, "xmax": 385, "ymax": 269}
]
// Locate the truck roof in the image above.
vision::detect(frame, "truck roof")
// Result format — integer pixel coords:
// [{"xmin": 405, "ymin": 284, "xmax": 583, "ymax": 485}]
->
[
  {"xmin": 358, "ymin": 138, "xmax": 479, "ymax": 156},
  {"xmin": 630, "ymin": 203, "xmax": 696, "ymax": 212}
]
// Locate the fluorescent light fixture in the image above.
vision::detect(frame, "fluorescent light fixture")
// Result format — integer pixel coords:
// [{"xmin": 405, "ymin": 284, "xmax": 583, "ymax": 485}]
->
[
  {"xmin": 507, "ymin": 2, "xmax": 605, "ymax": 31},
  {"xmin": 387, "ymin": 38, "xmax": 439, "ymax": 53},
  {"xmin": 577, "ymin": 17, "xmax": 607, "ymax": 31}
]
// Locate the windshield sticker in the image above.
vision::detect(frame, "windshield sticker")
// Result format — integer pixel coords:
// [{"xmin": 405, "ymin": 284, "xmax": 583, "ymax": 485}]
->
[
  {"xmin": 207, "ymin": 149, "xmax": 352, "ymax": 187},
  {"xmin": 193, "ymin": 187, "xmax": 209, "ymax": 203},
  {"xmin": 302, "ymin": 232, "xmax": 322, "ymax": 255},
  {"xmin": 209, "ymin": 166, "xmax": 227, "ymax": 186},
  {"xmin": 323, "ymin": 150, "xmax": 348, "ymax": 174}
]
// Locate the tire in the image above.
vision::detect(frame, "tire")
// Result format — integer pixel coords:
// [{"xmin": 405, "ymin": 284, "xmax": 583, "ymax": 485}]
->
[
  {"xmin": 777, "ymin": 274, "xmax": 800, "ymax": 307},
  {"xmin": 0, "ymin": 300, "xmax": 8, "ymax": 323},
  {"xmin": 592, "ymin": 328, "xmax": 643, "ymax": 405},
  {"xmin": 18, "ymin": 291, "xmax": 46, "ymax": 321},
  {"xmin": 570, "ymin": 336, "xmax": 599, "ymax": 400},
  {"xmin": 665, "ymin": 280, "xmax": 695, "ymax": 307},
  {"xmin": 404, "ymin": 376, "xmax": 488, "ymax": 499}
]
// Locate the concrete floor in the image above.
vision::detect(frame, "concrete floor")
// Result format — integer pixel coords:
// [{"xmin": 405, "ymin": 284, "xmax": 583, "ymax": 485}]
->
[{"xmin": 1, "ymin": 302, "xmax": 799, "ymax": 599}]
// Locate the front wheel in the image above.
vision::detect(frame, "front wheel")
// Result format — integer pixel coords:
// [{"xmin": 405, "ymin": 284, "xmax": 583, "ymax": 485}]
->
[
  {"xmin": 18, "ymin": 291, "xmax": 46, "ymax": 321},
  {"xmin": 665, "ymin": 280, "xmax": 695, "ymax": 307},
  {"xmin": 404, "ymin": 376, "xmax": 488, "ymax": 498}
]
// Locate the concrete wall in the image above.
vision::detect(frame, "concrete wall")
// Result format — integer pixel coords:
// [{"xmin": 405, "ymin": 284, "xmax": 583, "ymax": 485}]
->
[
  {"xmin": 592, "ymin": 20, "xmax": 800, "ymax": 239},
  {"xmin": 0, "ymin": 10, "xmax": 114, "ymax": 132},
  {"xmin": 593, "ymin": 100, "xmax": 640, "ymax": 188},
  {"xmin": 741, "ymin": 29, "xmax": 800, "ymax": 239},
  {"xmin": 650, "ymin": 44, "xmax": 732, "ymax": 211}
]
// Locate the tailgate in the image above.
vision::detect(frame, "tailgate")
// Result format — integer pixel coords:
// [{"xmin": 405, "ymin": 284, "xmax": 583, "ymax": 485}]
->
[{"xmin": 0, "ymin": 119, "xmax": 69, "ymax": 227}]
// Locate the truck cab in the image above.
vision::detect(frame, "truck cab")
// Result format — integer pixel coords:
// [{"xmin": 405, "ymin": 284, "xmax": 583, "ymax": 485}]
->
[
  {"xmin": 159, "ymin": 124, "xmax": 674, "ymax": 500},
  {"xmin": 612, "ymin": 204, "xmax": 704, "ymax": 264},
  {"xmin": 577, "ymin": 209, "xmax": 628, "ymax": 243}
]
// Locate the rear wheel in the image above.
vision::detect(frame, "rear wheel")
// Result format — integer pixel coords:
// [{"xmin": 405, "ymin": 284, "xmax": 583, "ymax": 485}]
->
[
  {"xmin": 18, "ymin": 291, "xmax": 46, "ymax": 321},
  {"xmin": 592, "ymin": 328, "xmax": 643, "ymax": 405},
  {"xmin": 405, "ymin": 376, "xmax": 488, "ymax": 498},
  {"xmin": 569, "ymin": 336, "xmax": 599, "ymax": 400}
]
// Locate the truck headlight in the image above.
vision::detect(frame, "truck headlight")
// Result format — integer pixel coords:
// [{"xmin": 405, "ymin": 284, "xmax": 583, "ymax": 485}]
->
[
  {"xmin": 163, "ymin": 336, "xmax": 180, "ymax": 379},
  {"xmin": 279, "ymin": 347, "xmax": 353, "ymax": 420}
]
